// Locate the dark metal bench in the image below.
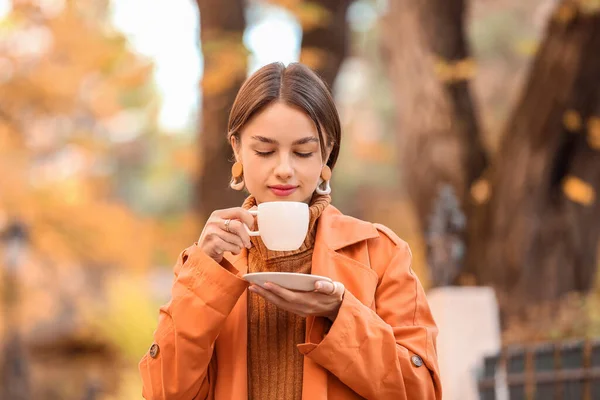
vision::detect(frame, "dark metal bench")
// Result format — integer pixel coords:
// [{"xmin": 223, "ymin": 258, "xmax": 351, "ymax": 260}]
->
[{"xmin": 478, "ymin": 339, "xmax": 600, "ymax": 400}]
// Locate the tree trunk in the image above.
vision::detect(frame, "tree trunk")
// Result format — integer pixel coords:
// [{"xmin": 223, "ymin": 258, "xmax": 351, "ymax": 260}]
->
[
  {"xmin": 196, "ymin": 0, "xmax": 248, "ymax": 219},
  {"xmin": 381, "ymin": 0, "xmax": 487, "ymax": 286},
  {"xmin": 468, "ymin": 7, "xmax": 600, "ymax": 311},
  {"xmin": 298, "ymin": 0, "xmax": 352, "ymax": 89}
]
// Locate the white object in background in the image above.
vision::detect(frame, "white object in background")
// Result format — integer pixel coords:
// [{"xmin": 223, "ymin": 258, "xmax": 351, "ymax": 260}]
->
[{"xmin": 427, "ymin": 286, "xmax": 505, "ymax": 400}]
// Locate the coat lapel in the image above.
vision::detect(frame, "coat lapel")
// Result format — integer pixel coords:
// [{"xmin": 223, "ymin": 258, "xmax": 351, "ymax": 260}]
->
[
  {"xmin": 311, "ymin": 205, "xmax": 380, "ymax": 304},
  {"xmin": 302, "ymin": 206, "xmax": 380, "ymax": 400}
]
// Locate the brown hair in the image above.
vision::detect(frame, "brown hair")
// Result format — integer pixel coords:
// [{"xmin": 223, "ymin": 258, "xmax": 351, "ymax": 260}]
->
[{"xmin": 228, "ymin": 62, "xmax": 341, "ymax": 169}]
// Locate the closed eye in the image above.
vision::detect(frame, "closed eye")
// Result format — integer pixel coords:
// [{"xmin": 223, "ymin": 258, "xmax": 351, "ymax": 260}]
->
[
  {"xmin": 295, "ymin": 152, "xmax": 314, "ymax": 158},
  {"xmin": 254, "ymin": 150, "xmax": 274, "ymax": 157}
]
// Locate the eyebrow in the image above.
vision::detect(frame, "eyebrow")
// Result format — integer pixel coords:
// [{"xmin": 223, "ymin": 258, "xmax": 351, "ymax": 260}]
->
[{"xmin": 251, "ymin": 135, "xmax": 319, "ymax": 145}]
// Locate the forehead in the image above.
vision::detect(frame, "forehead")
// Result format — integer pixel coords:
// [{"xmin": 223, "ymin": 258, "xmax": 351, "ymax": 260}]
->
[{"xmin": 241, "ymin": 101, "xmax": 319, "ymax": 142}]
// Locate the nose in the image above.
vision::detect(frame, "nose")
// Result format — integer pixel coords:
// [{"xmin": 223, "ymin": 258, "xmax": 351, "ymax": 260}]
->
[{"xmin": 274, "ymin": 153, "xmax": 293, "ymax": 180}]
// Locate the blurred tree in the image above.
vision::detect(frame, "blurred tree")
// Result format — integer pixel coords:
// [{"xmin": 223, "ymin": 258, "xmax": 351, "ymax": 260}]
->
[
  {"xmin": 384, "ymin": 0, "xmax": 600, "ymax": 313},
  {"xmin": 299, "ymin": 0, "xmax": 352, "ymax": 88},
  {"xmin": 273, "ymin": 0, "xmax": 352, "ymax": 89},
  {"xmin": 196, "ymin": 0, "xmax": 248, "ymax": 219},
  {"xmin": 468, "ymin": 4, "xmax": 600, "ymax": 310},
  {"xmin": 381, "ymin": 0, "xmax": 487, "ymax": 286},
  {"xmin": 0, "ymin": 0, "xmax": 159, "ymax": 273},
  {"xmin": 0, "ymin": 0, "xmax": 177, "ymax": 397}
]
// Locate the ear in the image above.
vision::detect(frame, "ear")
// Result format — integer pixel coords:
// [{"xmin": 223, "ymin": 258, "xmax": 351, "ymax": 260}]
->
[{"xmin": 230, "ymin": 135, "xmax": 242, "ymax": 163}]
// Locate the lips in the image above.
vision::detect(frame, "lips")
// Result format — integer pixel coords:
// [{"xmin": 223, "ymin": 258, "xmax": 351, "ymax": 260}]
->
[{"xmin": 269, "ymin": 185, "xmax": 298, "ymax": 197}]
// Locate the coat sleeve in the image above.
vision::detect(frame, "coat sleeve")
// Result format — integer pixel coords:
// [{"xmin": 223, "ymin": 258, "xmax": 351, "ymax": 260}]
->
[
  {"xmin": 297, "ymin": 226, "xmax": 442, "ymax": 400},
  {"xmin": 139, "ymin": 245, "xmax": 248, "ymax": 400}
]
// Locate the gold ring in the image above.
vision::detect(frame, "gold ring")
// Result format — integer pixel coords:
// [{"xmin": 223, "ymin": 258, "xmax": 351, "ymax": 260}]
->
[{"xmin": 224, "ymin": 219, "xmax": 231, "ymax": 233}]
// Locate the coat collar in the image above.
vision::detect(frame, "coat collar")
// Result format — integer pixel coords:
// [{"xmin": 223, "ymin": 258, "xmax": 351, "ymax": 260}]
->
[
  {"xmin": 315, "ymin": 205, "xmax": 380, "ymax": 250},
  {"xmin": 225, "ymin": 204, "xmax": 380, "ymax": 271}
]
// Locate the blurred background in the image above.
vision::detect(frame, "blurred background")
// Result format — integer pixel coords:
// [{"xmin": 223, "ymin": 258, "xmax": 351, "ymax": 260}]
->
[{"xmin": 0, "ymin": 0, "xmax": 599, "ymax": 399}]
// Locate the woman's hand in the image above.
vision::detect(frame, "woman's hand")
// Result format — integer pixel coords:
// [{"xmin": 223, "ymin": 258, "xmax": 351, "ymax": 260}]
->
[
  {"xmin": 248, "ymin": 280, "xmax": 345, "ymax": 321},
  {"xmin": 197, "ymin": 207, "xmax": 255, "ymax": 263}
]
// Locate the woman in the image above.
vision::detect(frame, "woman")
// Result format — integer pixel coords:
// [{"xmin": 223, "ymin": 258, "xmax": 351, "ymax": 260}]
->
[{"xmin": 139, "ymin": 62, "xmax": 442, "ymax": 400}]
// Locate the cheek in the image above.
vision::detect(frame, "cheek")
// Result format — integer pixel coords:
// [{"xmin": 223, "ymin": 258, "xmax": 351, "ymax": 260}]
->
[
  {"xmin": 301, "ymin": 161, "xmax": 324, "ymax": 184},
  {"xmin": 241, "ymin": 155, "xmax": 270, "ymax": 183}
]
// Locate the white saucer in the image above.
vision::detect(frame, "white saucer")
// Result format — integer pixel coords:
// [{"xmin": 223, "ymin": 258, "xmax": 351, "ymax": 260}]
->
[{"xmin": 242, "ymin": 272, "xmax": 333, "ymax": 292}]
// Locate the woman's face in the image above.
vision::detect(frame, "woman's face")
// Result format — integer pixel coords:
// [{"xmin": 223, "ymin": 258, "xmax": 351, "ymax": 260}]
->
[{"xmin": 232, "ymin": 101, "xmax": 329, "ymax": 204}]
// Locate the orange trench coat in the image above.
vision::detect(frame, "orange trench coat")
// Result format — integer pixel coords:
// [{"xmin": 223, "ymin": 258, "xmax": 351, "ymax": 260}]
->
[{"xmin": 139, "ymin": 205, "xmax": 442, "ymax": 400}]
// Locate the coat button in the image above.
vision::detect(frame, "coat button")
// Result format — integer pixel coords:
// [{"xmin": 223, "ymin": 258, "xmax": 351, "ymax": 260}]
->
[
  {"xmin": 411, "ymin": 354, "xmax": 423, "ymax": 367},
  {"xmin": 149, "ymin": 343, "xmax": 160, "ymax": 358}
]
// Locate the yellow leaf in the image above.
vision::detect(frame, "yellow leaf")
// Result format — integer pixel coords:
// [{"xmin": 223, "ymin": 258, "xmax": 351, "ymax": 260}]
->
[
  {"xmin": 300, "ymin": 47, "xmax": 328, "ymax": 72},
  {"xmin": 563, "ymin": 110, "xmax": 582, "ymax": 132},
  {"xmin": 553, "ymin": 3, "xmax": 577, "ymax": 24},
  {"xmin": 587, "ymin": 117, "xmax": 600, "ymax": 149},
  {"xmin": 433, "ymin": 58, "xmax": 454, "ymax": 82},
  {"xmin": 514, "ymin": 39, "xmax": 539, "ymax": 56},
  {"xmin": 202, "ymin": 39, "xmax": 247, "ymax": 96},
  {"xmin": 294, "ymin": 2, "xmax": 331, "ymax": 31},
  {"xmin": 470, "ymin": 178, "xmax": 491, "ymax": 204},
  {"xmin": 453, "ymin": 58, "xmax": 477, "ymax": 81},
  {"xmin": 563, "ymin": 176, "xmax": 595, "ymax": 206}
]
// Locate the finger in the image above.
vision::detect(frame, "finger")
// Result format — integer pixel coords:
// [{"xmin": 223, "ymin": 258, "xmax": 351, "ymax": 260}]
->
[
  {"xmin": 224, "ymin": 219, "xmax": 252, "ymax": 248},
  {"xmin": 213, "ymin": 229, "xmax": 246, "ymax": 251},
  {"xmin": 264, "ymin": 282, "xmax": 299, "ymax": 303},
  {"xmin": 332, "ymin": 281, "xmax": 345, "ymax": 297},
  {"xmin": 208, "ymin": 232, "xmax": 243, "ymax": 255},
  {"xmin": 314, "ymin": 281, "xmax": 335, "ymax": 295},
  {"xmin": 214, "ymin": 207, "xmax": 255, "ymax": 230}
]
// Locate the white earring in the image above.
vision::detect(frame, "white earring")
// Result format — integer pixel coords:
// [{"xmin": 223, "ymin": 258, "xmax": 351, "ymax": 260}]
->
[
  {"xmin": 316, "ymin": 177, "xmax": 331, "ymax": 195},
  {"xmin": 316, "ymin": 165, "xmax": 332, "ymax": 195},
  {"xmin": 230, "ymin": 179, "xmax": 245, "ymax": 191}
]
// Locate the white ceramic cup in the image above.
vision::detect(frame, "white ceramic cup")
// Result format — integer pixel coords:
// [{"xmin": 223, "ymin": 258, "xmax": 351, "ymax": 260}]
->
[{"xmin": 244, "ymin": 201, "xmax": 309, "ymax": 251}]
